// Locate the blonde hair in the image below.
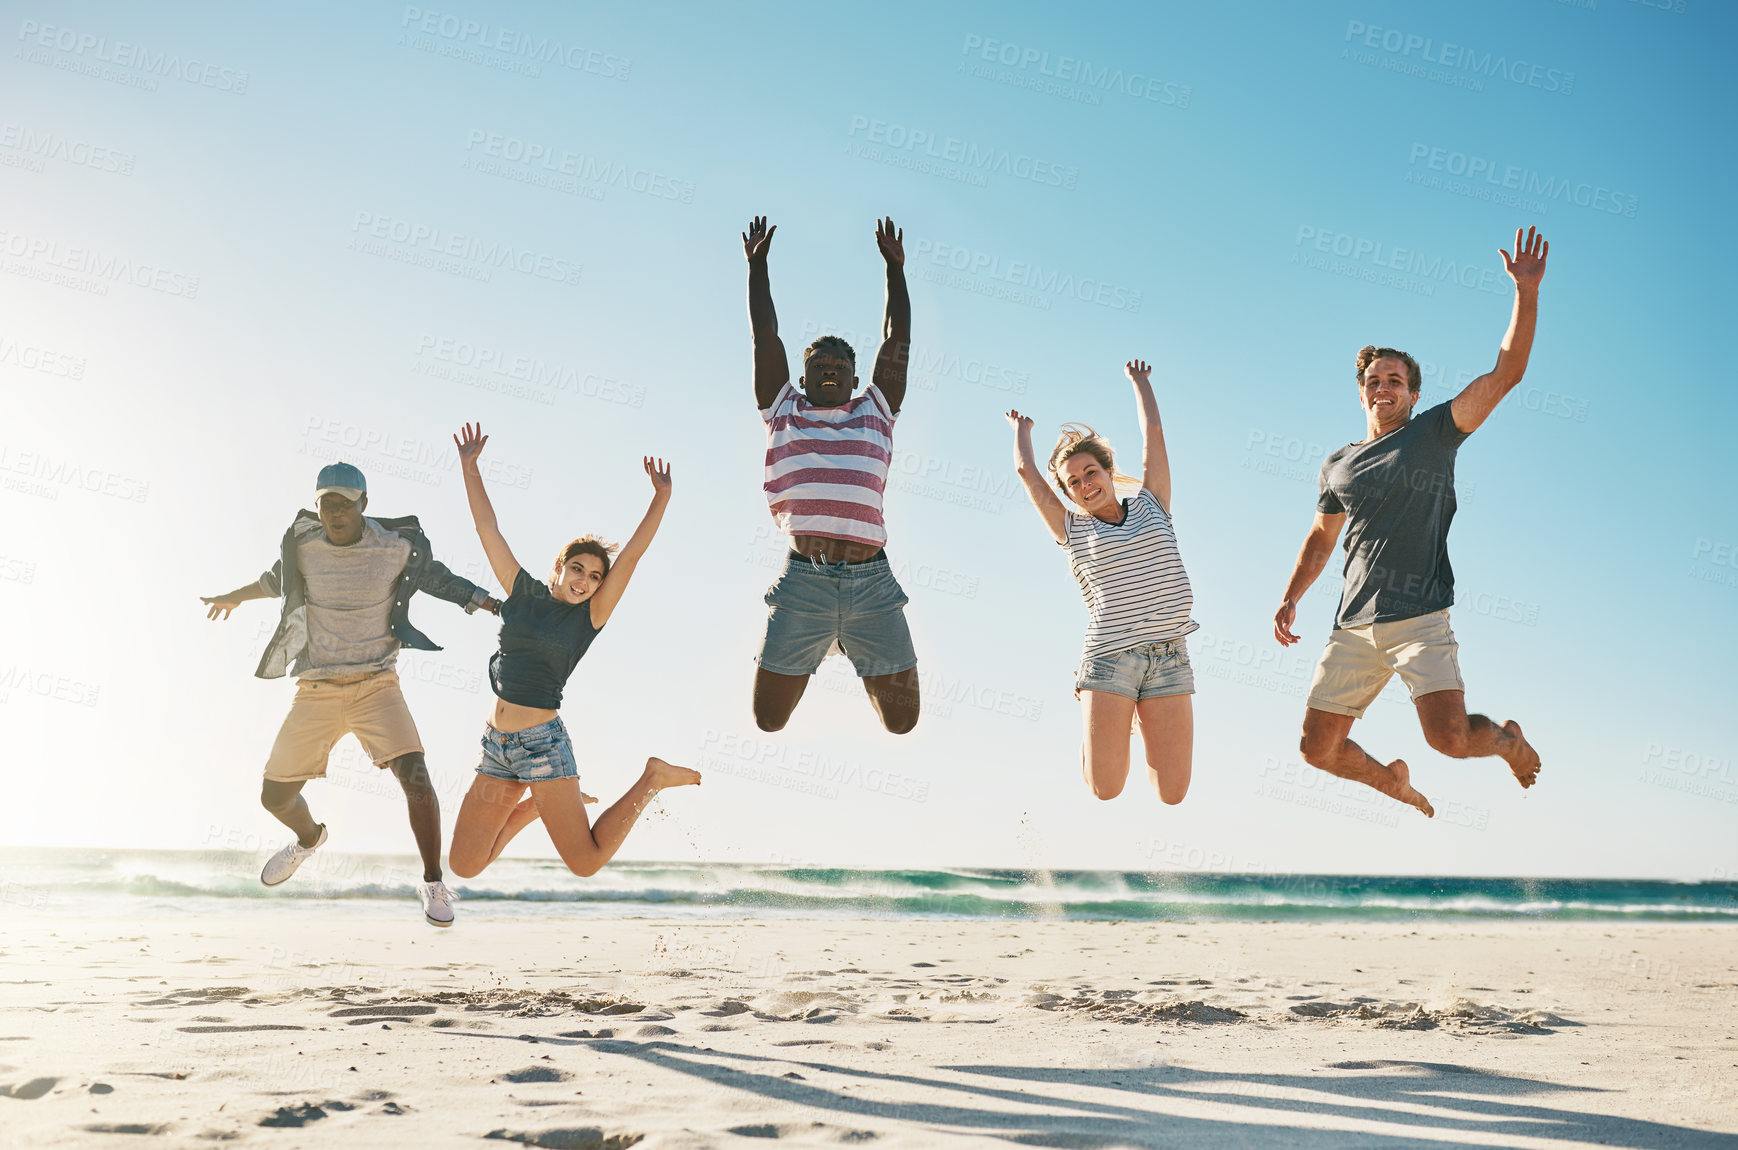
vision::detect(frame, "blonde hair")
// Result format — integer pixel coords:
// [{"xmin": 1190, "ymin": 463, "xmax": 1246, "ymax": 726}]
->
[{"xmin": 1046, "ymin": 423, "xmax": 1140, "ymax": 502}]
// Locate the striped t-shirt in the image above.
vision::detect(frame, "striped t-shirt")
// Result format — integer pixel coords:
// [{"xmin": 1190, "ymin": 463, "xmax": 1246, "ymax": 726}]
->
[
  {"xmin": 761, "ymin": 381, "xmax": 895, "ymax": 547},
  {"xmin": 1063, "ymin": 487, "xmax": 1198, "ymax": 662}
]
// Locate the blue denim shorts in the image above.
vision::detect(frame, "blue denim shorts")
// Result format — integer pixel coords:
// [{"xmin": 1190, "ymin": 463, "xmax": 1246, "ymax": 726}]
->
[
  {"xmin": 476, "ymin": 717, "xmax": 580, "ymax": 783},
  {"xmin": 757, "ymin": 551, "xmax": 917, "ymax": 677},
  {"xmin": 1075, "ymin": 638, "xmax": 1195, "ymax": 701}
]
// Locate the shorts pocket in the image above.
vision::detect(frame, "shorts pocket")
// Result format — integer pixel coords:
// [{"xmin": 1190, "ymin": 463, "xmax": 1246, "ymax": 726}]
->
[
  {"xmin": 766, "ymin": 569, "xmax": 828, "ymax": 614},
  {"xmin": 853, "ymin": 570, "xmax": 910, "ymax": 616},
  {"xmin": 518, "ymin": 732, "xmax": 562, "ymax": 756},
  {"xmin": 1078, "ymin": 655, "xmax": 1124, "ymax": 685}
]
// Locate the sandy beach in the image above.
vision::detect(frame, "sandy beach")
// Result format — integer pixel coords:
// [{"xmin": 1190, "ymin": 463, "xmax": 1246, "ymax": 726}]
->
[{"xmin": 2, "ymin": 912, "xmax": 1734, "ymax": 1148}]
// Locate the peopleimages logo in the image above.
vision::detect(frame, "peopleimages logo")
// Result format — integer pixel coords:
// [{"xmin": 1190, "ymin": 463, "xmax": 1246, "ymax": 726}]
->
[
  {"xmin": 909, "ymin": 237, "xmax": 1142, "ymax": 312},
  {"xmin": 846, "ymin": 116, "xmax": 1078, "ymax": 189},
  {"xmin": 959, "ymin": 34, "xmax": 1191, "ymax": 107},
  {"xmin": 1293, "ymin": 226, "xmax": 1509, "ymax": 297},
  {"xmin": 398, "ymin": 8, "xmax": 629, "ymax": 79},
  {"xmin": 1344, "ymin": 20, "xmax": 1574, "ymax": 95},
  {"xmin": 0, "ymin": 228, "xmax": 200, "ymax": 298},
  {"xmin": 349, "ymin": 212, "xmax": 581, "ymax": 286},
  {"xmin": 1406, "ymin": 144, "xmax": 1638, "ymax": 217},
  {"xmin": 15, "ymin": 19, "xmax": 250, "ymax": 92},
  {"xmin": 0, "ymin": 124, "xmax": 135, "ymax": 175}
]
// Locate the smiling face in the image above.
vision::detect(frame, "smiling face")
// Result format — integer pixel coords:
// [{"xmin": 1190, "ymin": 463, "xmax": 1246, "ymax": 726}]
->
[
  {"xmin": 549, "ymin": 552, "xmax": 607, "ymax": 605},
  {"xmin": 1360, "ymin": 356, "xmax": 1418, "ymax": 430},
  {"xmin": 1059, "ymin": 452, "xmax": 1117, "ymax": 515},
  {"xmin": 317, "ymin": 492, "xmax": 366, "ymax": 546},
  {"xmin": 799, "ymin": 350, "xmax": 859, "ymax": 408}
]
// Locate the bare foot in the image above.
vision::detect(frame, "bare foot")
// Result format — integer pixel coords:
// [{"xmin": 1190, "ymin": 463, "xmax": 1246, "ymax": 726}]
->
[
  {"xmin": 644, "ymin": 756, "xmax": 702, "ymax": 790},
  {"xmin": 1386, "ymin": 758, "xmax": 1434, "ymax": 818},
  {"xmin": 1502, "ymin": 721, "xmax": 1541, "ymax": 788}
]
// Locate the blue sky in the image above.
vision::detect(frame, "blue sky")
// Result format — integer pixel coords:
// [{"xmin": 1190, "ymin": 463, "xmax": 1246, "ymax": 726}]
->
[{"xmin": 2, "ymin": 0, "xmax": 1733, "ymax": 877}]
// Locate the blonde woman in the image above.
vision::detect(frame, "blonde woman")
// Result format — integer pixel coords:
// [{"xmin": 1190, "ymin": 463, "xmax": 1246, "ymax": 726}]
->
[{"xmin": 1007, "ymin": 359, "xmax": 1197, "ymax": 803}]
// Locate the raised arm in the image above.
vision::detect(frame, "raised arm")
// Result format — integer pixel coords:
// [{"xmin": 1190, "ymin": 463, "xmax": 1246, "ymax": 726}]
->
[
  {"xmin": 1450, "ymin": 226, "xmax": 1548, "ymax": 435},
  {"xmin": 587, "ymin": 458, "xmax": 672, "ymax": 628},
  {"xmin": 1273, "ymin": 511, "xmax": 1346, "ymax": 645},
  {"xmin": 1006, "ymin": 410, "xmax": 1067, "ymax": 545},
  {"xmin": 1125, "ymin": 358, "xmax": 1171, "ymax": 513},
  {"xmin": 454, "ymin": 422, "xmax": 524, "ymax": 594},
  {"xmin": 744, "ymin": 217, "xmax": 790, "ymax": 410},
  {"xmin": 871, "ymin": 216, "xmax": 910, "ymax": 414}
]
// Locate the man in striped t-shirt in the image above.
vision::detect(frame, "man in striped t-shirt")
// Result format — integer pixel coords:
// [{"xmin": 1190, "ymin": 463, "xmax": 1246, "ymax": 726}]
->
[{"xmin": 743, "ymin": 214, "xmax": 920, "ymax": 734}]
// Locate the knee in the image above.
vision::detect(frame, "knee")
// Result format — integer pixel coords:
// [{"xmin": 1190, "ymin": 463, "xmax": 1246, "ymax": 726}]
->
[
  {"xmin": 1424, "ymin": 724, "xmax": 1470, "ymax": 758},
  {"xmin": 259, "ymin": 782, "xmax": 295, "ymax": 814},
  {"xmin": 1088, "ymin": 779, "xmax": 1124, "ymax": 801},
  {"xmin": 1157, "ymin": 783, "xmax": 1189, "ymax": 806},
  {"xmin": 882, "ymin": 711, "xmax": 918, "ymax": 736},
  {"xmin": 448, "ymin": 854, "xmax": 483, "ymax": 880},
  {"xmin": 753, "ymin": 710, "xmax": 787, "ymax": 733},
  {"xmin": 389, "ymin": 753, "xmax": 434, "ymax": 792},
  {"xmin": 564, "ymin": 857, "xmax": 602, "ymax": 879},
  {"xmin": 1298, "ymin": 733, "xmax": 1329, "ymax": 769}
]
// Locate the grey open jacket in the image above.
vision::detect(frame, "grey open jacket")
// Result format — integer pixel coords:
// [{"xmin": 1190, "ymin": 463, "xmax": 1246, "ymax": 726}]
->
[{"xmin": 254, "ymin": 511, "xmax": 493, "ymax": 679}]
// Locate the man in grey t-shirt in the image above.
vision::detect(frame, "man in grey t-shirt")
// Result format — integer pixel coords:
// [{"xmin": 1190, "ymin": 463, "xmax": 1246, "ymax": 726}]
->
[
  {"xmin": 201, "ymin": 461, "xmax": 499, "ymax": 927},
  {"xmin": 1271, "ymin": 227, "xmax": 1549, "ymax": 818}
]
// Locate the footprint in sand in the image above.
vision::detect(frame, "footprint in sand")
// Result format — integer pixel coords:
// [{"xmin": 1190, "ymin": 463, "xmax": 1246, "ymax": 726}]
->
[
  {"xmin": 501, "ymin": 1066, "xmax": 574, "ymax": 1084},
  {"xmin": 0, "ymin": 1076, "xmax": 57, "ymax": 1100},
  {"xmin": 482, "ymin": 1126, "xmax": 643, "ymax": 1148},
  {"xmin": 259, "ymin": 1100, "xmax": 353, "ymax": 1127},
  {"xmin": 727, "ymin": 1121, "xmax": 881, "ymax": 1142}
]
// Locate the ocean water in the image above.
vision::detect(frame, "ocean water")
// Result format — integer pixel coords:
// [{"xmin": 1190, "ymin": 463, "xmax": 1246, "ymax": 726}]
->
[{"xmin": 4, "ymin": 849, "xmax": 1735, "ymax": 923}]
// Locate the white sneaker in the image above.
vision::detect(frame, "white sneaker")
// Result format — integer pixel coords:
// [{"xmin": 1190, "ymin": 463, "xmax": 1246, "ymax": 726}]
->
[
  {"xmin": 260, "ymin": 825, "xmax": 327, "ymax": 887},
  {"xmin": 418, "ymin": 880, "xmax": 456, "ymax": 927}
]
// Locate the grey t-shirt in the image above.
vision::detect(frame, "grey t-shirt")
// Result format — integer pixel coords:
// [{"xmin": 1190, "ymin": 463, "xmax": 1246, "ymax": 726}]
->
[
  {"xmin": 1317, "ymin": 401, "xmax": 1470, "ymax": 629},
  {"xmin": 295, "ymin": 519, "xmax": 412, "ymax": 678}
]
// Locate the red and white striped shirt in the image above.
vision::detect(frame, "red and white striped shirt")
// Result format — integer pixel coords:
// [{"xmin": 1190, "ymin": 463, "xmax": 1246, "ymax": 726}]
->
[{"xmin": 761, "ymin": 382, "xmax": 896, "ymax": 547}]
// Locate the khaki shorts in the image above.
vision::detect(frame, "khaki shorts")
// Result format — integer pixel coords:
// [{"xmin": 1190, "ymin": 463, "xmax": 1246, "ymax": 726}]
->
[
  {"xmin": 1306, "ymin": 609, "xmax": 1464, "ymax": 719},
  {"xmin": 262, "ymin": 671, "xmax": 423, "ymax": 782}
]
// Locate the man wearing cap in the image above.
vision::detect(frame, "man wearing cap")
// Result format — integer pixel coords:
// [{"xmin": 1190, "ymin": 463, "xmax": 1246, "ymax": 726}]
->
[{"xmin": 200, "ymin": 462, "xmax": 499, "ymax": 927}]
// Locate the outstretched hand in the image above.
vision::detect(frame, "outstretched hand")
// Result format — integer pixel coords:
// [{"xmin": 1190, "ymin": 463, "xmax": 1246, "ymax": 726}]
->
[
  {"xmin": 644, "ymin": 456, "xmax": 672, "ymax": 497},
  {"xmin": 200, "ymin": 595, "xmax": 242, "ymax": 621},
  {"xmin": 875, "ymin": 217, "xmax": 904, "ymax": 266},
  {"xmin": 454, "ymin": 422, "xmax": 488, "ymax": 466},
  {"xmin": 1124, "ymin": 359, "xmax": 1152, "ymax": 387},
  {"xmin": 1005, "ymin": 409, "xmax": 1034, "ymax": 435},
  {"xmin": 1500, "ymin": 226, "xmax": 1548, "ymax": 292},
  {"xmin": 743, "ymin": 216, "xmax": 776, "ymax": 264}
]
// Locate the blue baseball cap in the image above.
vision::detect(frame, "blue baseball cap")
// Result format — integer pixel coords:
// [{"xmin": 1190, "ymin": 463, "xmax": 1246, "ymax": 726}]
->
[{"xmin": 314, "ymin": 461, "xmax": 367, "ymax": 503}]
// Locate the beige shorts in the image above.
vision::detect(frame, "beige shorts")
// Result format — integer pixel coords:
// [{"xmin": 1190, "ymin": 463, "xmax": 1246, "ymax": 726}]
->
[
  {"xmin": 262, "ymin": 671, "xmax": 423, "ymax": 782},
  {"xmin": 1306, "ymin": 609, "xmax": 1464, "ymax": 719}
]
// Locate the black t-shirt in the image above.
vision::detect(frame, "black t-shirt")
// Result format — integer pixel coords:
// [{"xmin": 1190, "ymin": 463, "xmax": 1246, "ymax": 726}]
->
[
  {"xmin": 1317, "ymin": 401, "xmax": 1471, "ymax": 629},
  {"xmin": 488, "ymin": 569, "xmax": 602, "ymax": 709}
]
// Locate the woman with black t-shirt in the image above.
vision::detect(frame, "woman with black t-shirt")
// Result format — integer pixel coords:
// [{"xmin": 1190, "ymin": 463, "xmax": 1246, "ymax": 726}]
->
[{"xmin": 446, "ymin": 422, "xmax": 699, "ymax": 881}]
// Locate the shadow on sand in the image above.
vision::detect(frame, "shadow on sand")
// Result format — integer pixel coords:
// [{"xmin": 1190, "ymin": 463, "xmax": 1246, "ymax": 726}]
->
[{"xmin": 534, "ymin": 1037, "xmax": 1732, "ymax": 1148}]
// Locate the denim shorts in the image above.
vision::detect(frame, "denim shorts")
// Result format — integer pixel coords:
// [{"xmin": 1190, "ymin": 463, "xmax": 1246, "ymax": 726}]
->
[
  {"xmin": 1075, "ymin": 638, "xmax": 1195, "ymax": 701},
  {"xmin": 757, "ymin": 551, "xmax": 917, "ymax": 677},
  {"xmin": 476, "ymin": 717, "xmax": 580, "ymax": 783}
]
